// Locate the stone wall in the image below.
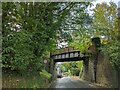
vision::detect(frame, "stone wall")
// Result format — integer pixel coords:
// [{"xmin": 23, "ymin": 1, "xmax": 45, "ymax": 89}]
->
[
  {"xmin": 96, "ymin": 52, "xmax": 118, "ymax": 88},
  {"xmin": 82, "ymin": 46, "xmax": 118, "ymax": 88}
]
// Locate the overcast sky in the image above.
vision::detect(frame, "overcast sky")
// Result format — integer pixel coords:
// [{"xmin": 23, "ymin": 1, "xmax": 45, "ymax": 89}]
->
[{"xmin": 92, "ymin": 0, "xmax": 120, "ymax": 7}]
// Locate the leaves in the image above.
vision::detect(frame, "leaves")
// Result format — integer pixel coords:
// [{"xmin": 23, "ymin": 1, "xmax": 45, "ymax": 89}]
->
[
  {"xmin": 92, "ymin": 2, "xmax": 118, "ymax": 40},
  {"xmin": 2, "ymin": 2, "xmax": 67, "ymax": 72},
  {"xmin": 100, "ymin": 40, "xmax": 120, "ymax": 69},
  {"xmin": 2, "ymin": 2, "xmax": 91, "ymax": 73},
  {"xmin": 40, "ymin": 70, "xmax": 52, "ymax": 80}
]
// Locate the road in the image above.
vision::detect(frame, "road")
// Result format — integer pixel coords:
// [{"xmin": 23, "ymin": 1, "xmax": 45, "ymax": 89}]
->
[{"xmin": 50, "ymin": 76, "xmax": 100, "ymax": 88}]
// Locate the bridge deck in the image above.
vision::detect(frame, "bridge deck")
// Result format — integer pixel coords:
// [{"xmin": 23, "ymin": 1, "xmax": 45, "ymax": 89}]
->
[
  {"xmin": 51, "ymin": 50, "xmax": 89, "ymax": 62},
  {"xmin": 53, "ymin": 57, "xmax": 87, "ymax": 62}
]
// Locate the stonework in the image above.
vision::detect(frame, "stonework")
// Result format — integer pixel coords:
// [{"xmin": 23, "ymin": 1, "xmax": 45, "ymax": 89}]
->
[
  {"xmin": 82, "ymin": 46, "xmax": 118, "ymax": 88},
  {"xmin": 96, "ymin": 53, "xmax": 118, "ymax": 88}
]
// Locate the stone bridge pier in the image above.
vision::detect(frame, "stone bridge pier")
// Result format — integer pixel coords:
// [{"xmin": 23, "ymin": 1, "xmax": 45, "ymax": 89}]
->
[{"xmin": 82, "ymin": 37, "xmax": 118, "ymax": 88}]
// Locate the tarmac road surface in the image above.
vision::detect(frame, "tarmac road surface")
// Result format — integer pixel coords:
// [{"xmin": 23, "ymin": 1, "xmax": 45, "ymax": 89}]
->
[{"xmin": 50, "ymin": 76, "xmax": 99, "ymax": 88}]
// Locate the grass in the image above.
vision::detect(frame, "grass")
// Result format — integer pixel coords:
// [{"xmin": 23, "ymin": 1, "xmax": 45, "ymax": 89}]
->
[
  {"xmin": 17, "ymin": 76, "xmax": 45, "ymax": 88},
  {"xmin": 2, "ymin": 70, "xmax": 51, "ymax": 88}
]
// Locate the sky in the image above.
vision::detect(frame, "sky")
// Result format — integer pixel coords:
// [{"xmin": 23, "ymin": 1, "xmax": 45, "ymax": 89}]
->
[
  {"xmin": 92, "ymin": 0, "xmax": 120, "ymax": 7},
  {"xmin": 88, "ymin": 0, "xmax": 120, "ymax": 15}
]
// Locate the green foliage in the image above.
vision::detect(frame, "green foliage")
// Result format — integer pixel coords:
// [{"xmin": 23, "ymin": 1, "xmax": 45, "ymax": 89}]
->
[
  {"xmin": 2, "ymin": 2, "xmax": 76, "ymax": 72},
  {"xmin": 57, "ymin": 2, "xmax": 92, "ymax": 47},
  {"xmin": 92, "ymin": 2, "xmax": 118, "ymax": 40},
  {"xmin": 100, "ymin": 40, "xmax": 120, "ymax": 69},
  {"xmin": 71, "ymin": 68, "xmax": 80, "ymax": 76},
  {"xmin": 68, "ymin": 2, "xmax": 118, "ymax": 54},
  {"xmin": 2, "ymin": 2, "xmax": 91, "ymax": 74},
  {"xmin": 17, "ymin": 75, "xmax": 46, "ymax": 88},
  {"xmin": 40, "ymin": 70, "xmax": 52, "ymax": 80},
  {"xmin": 68, "ymin": 2, "xmax": 119, "ymax": 72},
  {"xmin": 60, "ymin": 61, "xmax": 83, "ymax": 76},
  {"xmin": 68, "ymin": 6, "xmax": 92, "ymax": 52},
  {"xmin": 69, "ymin": 42, "xmax": 90, "ymax": 53},
  {"xmin": 2, "ymin": 71, "xmax": 46, "ymax": 88}
]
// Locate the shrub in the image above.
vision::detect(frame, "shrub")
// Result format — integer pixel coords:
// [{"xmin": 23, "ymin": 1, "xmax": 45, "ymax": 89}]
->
[
  {"xmin": 100, "ymin": 40, "xmax": 120, "ymax": 69},
  {"xmin": 40, "ymin": 70, "xmax": 52, "ymax": 80}
]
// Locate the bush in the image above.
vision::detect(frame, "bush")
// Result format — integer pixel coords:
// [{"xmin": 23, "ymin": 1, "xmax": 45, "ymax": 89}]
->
[
  {"xmin": 100, "ymin": 40, "xmax": 120, "ymax": 69},
  {"xmin": 71, "ymin": 68, "xmax": 80, "ymax": 76},
  {"xmin": 40, "ymin": 70, "xmax": 52, "ymax": 80}
]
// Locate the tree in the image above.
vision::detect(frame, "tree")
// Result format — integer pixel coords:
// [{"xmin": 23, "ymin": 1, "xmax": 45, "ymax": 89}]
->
[
  {"xmin": 2, "ymin": 2, "xmax": 91, "ymax": 74},
  {"xmin": 92, "ymin": 2, "xmax": 120, "ymax": 88},
  {"xmin": 92, "ymin": 2, "xmax": 118, "ymax": 40},
  {"xmin": 60, "ymin": 61, "xmax": 82, "ymax": 76},
  {"xmin": 2, "ymin": 2, "xmax": 74, "ymax": 73}
]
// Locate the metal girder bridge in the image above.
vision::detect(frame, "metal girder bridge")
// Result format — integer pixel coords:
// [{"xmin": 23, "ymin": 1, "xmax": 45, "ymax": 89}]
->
[{"xmin": 50, "ymin": 46, "xmax": 89, "ymax": 62}]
